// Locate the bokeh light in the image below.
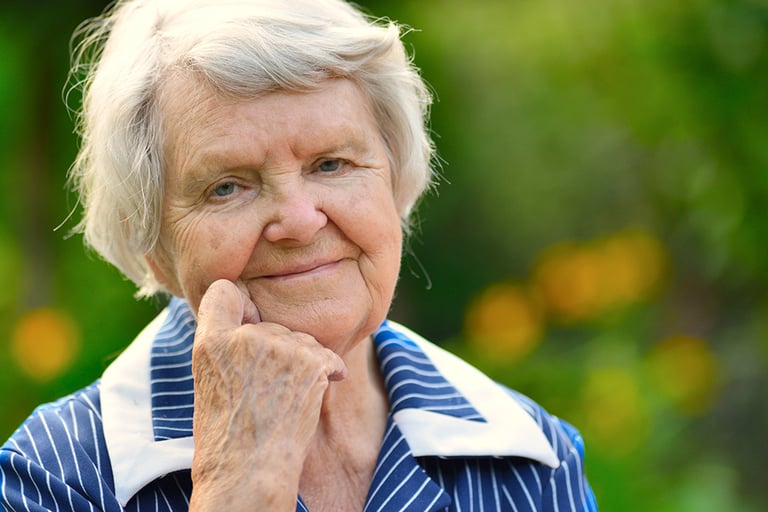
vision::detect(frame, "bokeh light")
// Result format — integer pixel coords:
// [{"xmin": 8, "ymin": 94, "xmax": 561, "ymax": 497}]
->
[
  {"xmin": 647, "ymin": 334, "xmax": 721, "ymax": 416},
  {"xmin": 532, "ymin": 242, "xmax": 605, "ymax": 323},
  {"xmin": 580, "ymin": 366, "xmax": 651, "ymax": 456},
  {"xmin": 532, "ymin": 230, "xmax": 666, "ymax": 323},
  {"xmin": 465, "ymin": 283, "xmax": 543, "ymax": 361},
  {"xmin": 11, "ymin": 308, "xmax": 81, "ymax": 382}
]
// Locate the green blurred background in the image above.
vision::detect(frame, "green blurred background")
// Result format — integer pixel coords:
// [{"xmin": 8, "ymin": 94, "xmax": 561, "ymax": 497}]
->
[{"xmin": 2, "ymin": 0, "xmax": 767, "ymax": 509}]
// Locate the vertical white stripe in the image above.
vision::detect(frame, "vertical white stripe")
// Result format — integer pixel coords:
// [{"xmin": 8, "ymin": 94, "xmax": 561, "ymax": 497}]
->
[
  {"xmin": 158, "ymin": 485, "xmax": 174, "ymax": 510},
  {"xmin": 46, "ymin": 471, "xmax": 62, "ymax": 512},
  {"xmin": 433, "ymin": 463, "xmax": 446, "ymax": 490},
  {"xmin": 509, "ymin": 464, "xmax": 536, "ymax": 511},
  {"xmin": 571, "ymin": 446, "xmax": 586, "ymax": 510},
  {"xmin": 57, "ymin": 414, "xmax": 88, "ymax": 507},
  {"xmin": 38, "ymin": 415, "xmax": 65, "ymax": 479},
  {"xmin": 454, "ymin": 484, "xmax": 463, "ymax": 512},
  {"xmin": 69, "ymin": 402, "xmax": 80, "ymax": 442},
  {"xmin": 24, "ymin": 458, "xmax": 43, "ymax": 507},
  {"xmin": 172, "ymin": 474, "xmax": 190, "ymax": 507},
  {"xmin": 561, "ymin": 459, "xmax": 577, "ymax": 511},
  {"xmin": 9, "ymin": 455, "xmax": 33, "ymax": 512},
  {"xmin": 0, "ymin": 465, "xmax": 7, "ymax": 510},
  {"xmin": 86, "ymin": 410, "xmax": 106, "ymax": 508},
  {"xmin": 21, "ymin": 425, "xmax": 43, "ymax": 465},
  {"xmin": 463, "ymin": 463, "xmax": 474, "ymax": 512},
  {"xmin": 489, "ymin": 461, "xmax": 502, "ymax": 511},
  {"xmin": 501, "ymin": 484, "xmax": 522, "ymax": 512},
  {"xmin": 473, "ymin": 460, "xmax": 483, "ymax": 512},
  {"xmin": 530, "ymin": 463, "xmax": 543, "ymax": 493},
  {"xmin": 549, "ymin": 467, "xmax": 559, "ymax": 512}
]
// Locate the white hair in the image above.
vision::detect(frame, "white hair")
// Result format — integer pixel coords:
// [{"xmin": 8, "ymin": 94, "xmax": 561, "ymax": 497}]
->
[{"xmin": 69, "ymin": 0, "xmax": 435, "ymax": 297}]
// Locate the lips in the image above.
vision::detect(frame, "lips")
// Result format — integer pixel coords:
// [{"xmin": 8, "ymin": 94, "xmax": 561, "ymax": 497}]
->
[{"xmin": 261, "ymin": 259, "xmax": 343, "ymax": 280}]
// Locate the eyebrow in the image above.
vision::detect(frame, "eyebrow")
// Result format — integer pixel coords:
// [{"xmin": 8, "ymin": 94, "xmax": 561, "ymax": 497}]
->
[
  {"xmin": 175, "ymin": 121, "xmax": 383, "ymax": 194},
  {"xmin": 311, "ymin": 136, "xmax": 376, "ymax": 159}
]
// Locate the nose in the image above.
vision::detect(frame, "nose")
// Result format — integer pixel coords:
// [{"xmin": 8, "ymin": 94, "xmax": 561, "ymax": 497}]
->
[{"xmin": 261, "ymin": 182, "xmax": 327, "ymax": 244}]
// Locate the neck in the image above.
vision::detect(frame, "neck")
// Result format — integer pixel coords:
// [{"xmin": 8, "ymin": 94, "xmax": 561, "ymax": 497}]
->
[
  {"xmin": 299, "ymin": 336, "xmax": 389, "ymax": 506},
  {"xmin": 316, "ymin": 334, "xmax": 389, "ymax": 444},
  {"xmin": 305, "ymin": 338, "xmax": 389, "ymax": 472}
]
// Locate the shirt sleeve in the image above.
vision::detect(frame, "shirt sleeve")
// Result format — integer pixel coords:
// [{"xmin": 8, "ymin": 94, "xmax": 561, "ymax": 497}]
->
[
  {"xmin": 541, "ymin": 417, "xmax": 598, "ymax": 512},
  {"xmin": 0, "ymin": 389, "xmax": 124, "ymax": 512},
  {"xmin": 1, "ymin": 447, "xmax": 120, "ymax": 512}
]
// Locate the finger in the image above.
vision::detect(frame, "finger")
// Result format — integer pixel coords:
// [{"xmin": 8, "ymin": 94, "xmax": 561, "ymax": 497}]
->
[
  {"xmin": 325, "ymin": 349, "xmax": 348, "ymax": 382},
  {"xmin": 197, "ymin": 279, "xmax": 260, "ymax": 334},
  {"xmin": 289, "ymin": 332, "xmax": 348, "ymax": 382}
]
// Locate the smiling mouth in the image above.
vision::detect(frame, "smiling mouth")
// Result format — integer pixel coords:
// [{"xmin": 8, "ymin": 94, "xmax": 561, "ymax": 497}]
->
[{"xmin": 262, "ymin": 260, "xmax": 343, "ymax": 281}]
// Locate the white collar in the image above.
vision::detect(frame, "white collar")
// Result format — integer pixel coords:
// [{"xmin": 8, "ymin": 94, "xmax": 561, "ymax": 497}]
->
[
  {"xmin": 385, "ymin": 322, "xmax": 559, "ymax": 466},
  {"xmin": 101, "ymin": 308, "xmax": 194, "ymax": 506},
  {"xmin": 101, "ymin": 309, "xmax": 558, "ymax": 506}
]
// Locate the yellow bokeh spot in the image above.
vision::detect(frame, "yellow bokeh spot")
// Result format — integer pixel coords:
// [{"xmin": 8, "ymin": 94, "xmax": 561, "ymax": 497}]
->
[
  {"xmin": 532, "ymin": 230, "xmax": 666, "ymax": 323},
  {"xmin": 581, "ymin": 366, "xmax": 650, "ymax": 456},
  {"xmin": 598, "ymin": 231, "xmax": 666, "ymax": 305},
  {"xmin": 647, "ymin": 335, "xmax": 721, "ymax": 416},
  {"xmin": 465, "ymin": 283, "xmax": 543, "ymax": 361},
  {"xmin": 532, "ymin": 242, "xmax": 605, "ymax": 322},
  {"xmin": 11, "ymin": 308, "xmax": 81, "ymax": 381}
]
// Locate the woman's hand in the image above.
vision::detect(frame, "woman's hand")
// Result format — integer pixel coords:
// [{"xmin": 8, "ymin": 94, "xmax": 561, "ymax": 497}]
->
[{"xmin": 188, "ymin": 279, "xmax": 347, "ymax": 511}]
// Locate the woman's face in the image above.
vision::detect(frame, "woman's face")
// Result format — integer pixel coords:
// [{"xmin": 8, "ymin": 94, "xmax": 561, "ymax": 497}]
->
[{"xmin": 150, "ymin": 78, "xmax": 403, "ymax": 355}]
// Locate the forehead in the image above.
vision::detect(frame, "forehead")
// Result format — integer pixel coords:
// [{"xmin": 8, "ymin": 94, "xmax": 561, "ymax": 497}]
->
[{"xmin": 158, "ymin": 75, "xmax": 381, "ymax": 171}]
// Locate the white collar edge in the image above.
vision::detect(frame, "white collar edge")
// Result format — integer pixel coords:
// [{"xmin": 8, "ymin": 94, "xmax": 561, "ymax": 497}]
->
[
  {"xmin": 101, "ymin": 310, "xmax": 560, "ymax": 506},
  {"xmin": 385, "ymin": 321, "xmax": 560, "ymax": 468}
]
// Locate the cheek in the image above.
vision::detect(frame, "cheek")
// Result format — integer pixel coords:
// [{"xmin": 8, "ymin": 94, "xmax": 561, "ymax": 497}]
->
[
  {"xmin": 366, "ymin": 217, "xmax": 402, "ymax": 324},
  {"xmin": 169, "ymin": 215, "xmax": 257, "ymax": 299},
  {"xmin": 337, "ymin": 189, "xmax": 403, "ymax": 283}
]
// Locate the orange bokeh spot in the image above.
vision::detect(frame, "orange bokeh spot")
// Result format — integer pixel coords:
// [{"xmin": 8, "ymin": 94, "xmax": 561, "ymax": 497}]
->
[
  {"xmin": 465, "ymin": 283, "xmax": 543, "ymax": 361},
  {"xmin": 11, "ymin": 308, "xmax": 81, "ymax": 381},
  {"xmin": 598, "ymin": 231, "xmax": 666, "ymax": 305},
  {"xmin": 532, "ymin": 243, "xmax": 604, "ymax": 322},
  {"xmin": 532, "ymin": 230, "xmax": 666, "ymax": 323}
]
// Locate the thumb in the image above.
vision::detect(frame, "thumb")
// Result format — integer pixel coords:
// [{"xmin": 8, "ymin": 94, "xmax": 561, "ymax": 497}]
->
[
  {"xmin": 234, "ymin": 279, "xmax": 261, "ymax": 325},
  {"xmin": 197, "ymin": 279, "xmax": 261, "ymax": 336}
]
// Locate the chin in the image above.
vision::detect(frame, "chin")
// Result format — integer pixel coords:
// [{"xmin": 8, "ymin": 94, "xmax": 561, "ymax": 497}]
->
[{"xmin": 290, "ymin": 311, "xmax": 380, "ymax": 355}]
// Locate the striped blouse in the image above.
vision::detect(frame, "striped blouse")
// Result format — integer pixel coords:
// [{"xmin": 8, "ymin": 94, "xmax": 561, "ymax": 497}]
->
[{"xmin": 1, "ymin": 298, "xmax": 598, "ymax": 511}]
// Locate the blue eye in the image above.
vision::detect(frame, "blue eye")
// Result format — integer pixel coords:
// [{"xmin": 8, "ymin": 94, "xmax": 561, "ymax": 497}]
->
[
  {"xmin": 213, "ymin": 182, "xmax": 237, "ymax": 197},
  {"xmin": 317, "ymin": 159, "xmax": 342, "ymax": 173}
]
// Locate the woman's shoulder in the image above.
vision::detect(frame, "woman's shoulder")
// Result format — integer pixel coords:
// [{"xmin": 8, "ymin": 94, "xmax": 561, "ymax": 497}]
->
[
  {"xmin": 377, "ymin": 320, "xmax": 587, "ymax": 465},
  {"xmin": 2, "ymin": 381, "xmax": 108, "ymax": 469},
  {"xmin": 378, "ymin": 320, "xmax": 598, "ymax": 511},
  {"xmin": 501, "ymin": 385, "xmax": 588, "ymax": 463},
  {"xmin": 0, "ymin": 381, "xmax": 123, "ymax": 511}
]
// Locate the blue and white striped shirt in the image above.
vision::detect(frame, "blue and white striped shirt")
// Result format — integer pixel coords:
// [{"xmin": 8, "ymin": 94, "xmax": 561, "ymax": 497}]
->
[{"xmin": 1, "ymin": 298, "xmax": 598, "ymax": 511}]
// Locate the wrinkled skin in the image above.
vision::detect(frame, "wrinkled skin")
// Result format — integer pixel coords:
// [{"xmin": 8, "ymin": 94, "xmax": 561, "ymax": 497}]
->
[
  {"xmin": 191, "ymin": 280, "xmax": 349, "ymax": 509},
  {"xmin": 148, "ymin": 79, "xmax": 400, "ymax": 510}
]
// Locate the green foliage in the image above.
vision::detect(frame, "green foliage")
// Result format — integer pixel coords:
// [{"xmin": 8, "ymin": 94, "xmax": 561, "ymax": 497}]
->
[{"xmin": 0, "ymin": 0, "xmax": 766, "ymax": 510}]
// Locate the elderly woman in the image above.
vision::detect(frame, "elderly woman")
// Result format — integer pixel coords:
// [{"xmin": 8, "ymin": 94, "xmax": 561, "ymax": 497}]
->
[{"xmin": 1, "ymin": 0, "xmax": 597, "ymax": 511}]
